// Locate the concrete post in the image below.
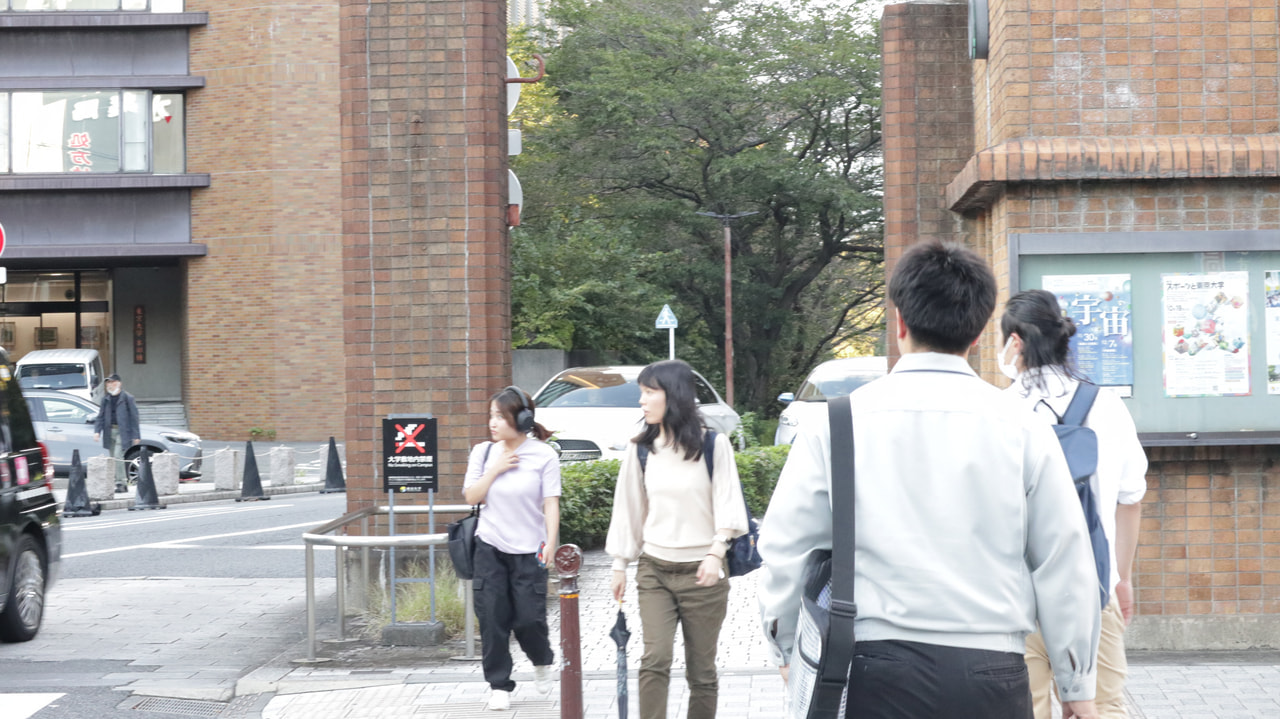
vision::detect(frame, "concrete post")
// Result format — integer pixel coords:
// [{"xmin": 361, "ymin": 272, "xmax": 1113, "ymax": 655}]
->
[
  {"xmin": 151, "ymin": 452, "xmax": 181, "ymax": 496},
  {"xmin": 269, "ymin": 446, "xmax": 296, "ymax": 486},
  {"xmin": 212, "ymin": 448, "xmax": 243, "ymax": 491},
  {"xmin": 86, "ymin": 455, "xmax": 114, "ymax": 501}
]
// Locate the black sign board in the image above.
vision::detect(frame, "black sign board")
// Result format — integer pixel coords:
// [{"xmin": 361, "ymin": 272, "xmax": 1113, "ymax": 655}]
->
[{"xmin": 382, "ymin": 417, "xmax": 438, "ymax": 492}]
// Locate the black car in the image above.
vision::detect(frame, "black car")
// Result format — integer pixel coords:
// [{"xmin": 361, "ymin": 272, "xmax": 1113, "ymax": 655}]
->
[{"xmin": 0, "ymin": 349, "xmax": 61, "ymax": 642}]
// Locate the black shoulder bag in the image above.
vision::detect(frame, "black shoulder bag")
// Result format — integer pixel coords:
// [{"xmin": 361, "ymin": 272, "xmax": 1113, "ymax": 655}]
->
[
  {"xmin": 786, "ymin": 395, "xmax": 856, "ymax": 719},
  {"xmin": 447, "ymin": 442, "xmax": 492, "ymax": 580}
]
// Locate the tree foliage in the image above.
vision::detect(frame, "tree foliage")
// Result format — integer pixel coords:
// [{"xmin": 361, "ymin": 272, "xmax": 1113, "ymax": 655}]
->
[{"xmin": 511, "ymin": 0, "xmax": 885, "ymax": 413}]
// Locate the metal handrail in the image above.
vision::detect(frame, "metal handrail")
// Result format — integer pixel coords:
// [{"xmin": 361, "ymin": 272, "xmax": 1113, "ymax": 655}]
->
[{"xmin": 301, "ymin": 503, "xmax": 476, "ymax": 662}]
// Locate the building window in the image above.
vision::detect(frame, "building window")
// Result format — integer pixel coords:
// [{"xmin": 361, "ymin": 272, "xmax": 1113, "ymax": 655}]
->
[
  {"xmin": 1, "ymin": 0, "xmax": 183, "ymax": 11},
  {"xmin": 3, "ymin": 91, "xmax": 185, "ymax": 174}
]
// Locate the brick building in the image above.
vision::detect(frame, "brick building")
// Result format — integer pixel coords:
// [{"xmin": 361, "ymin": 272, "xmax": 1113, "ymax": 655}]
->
[
  {"xmin": 0, "ymin": 0, "xmax": 512, "ymax": 508},
  {"xmin": 882, "ymin": 0, "xmax": 1280, "ymax": 647}
]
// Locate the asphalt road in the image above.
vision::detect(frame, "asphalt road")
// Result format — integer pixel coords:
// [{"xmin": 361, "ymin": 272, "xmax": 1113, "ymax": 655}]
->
[{"xmin": 0, "ymin": 492, "xmax": 350, "ymax": 719}]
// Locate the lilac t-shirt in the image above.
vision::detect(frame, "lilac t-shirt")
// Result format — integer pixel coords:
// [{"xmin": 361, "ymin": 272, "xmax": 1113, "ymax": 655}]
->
[{"xmin": 463, "ymin": 439, "xmax": 561, "ymax": 555}]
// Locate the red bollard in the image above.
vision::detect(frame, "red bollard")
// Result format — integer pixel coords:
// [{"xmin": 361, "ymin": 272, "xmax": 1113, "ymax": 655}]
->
[{"xmin": 555, "ymin": 544, "xmax": 584, "ymax": 719}]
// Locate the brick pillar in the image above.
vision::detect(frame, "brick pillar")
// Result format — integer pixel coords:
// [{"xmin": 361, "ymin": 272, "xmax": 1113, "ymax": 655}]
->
[
  {"xmin": 881, "ymin": 1, "xmax": 975, "ymax": 365},
  {"xmin": 339, "ymin": 0, "xmax": 510, "ymax": 514}
]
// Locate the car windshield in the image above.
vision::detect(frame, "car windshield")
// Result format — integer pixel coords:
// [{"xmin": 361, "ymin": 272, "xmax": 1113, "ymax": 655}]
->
[
  {"xmin": 17, "ymin": 363, "xmax": 88, "ymax": 390},
  {"xmin": 534, "ymin": 371, "xmax": 641, "ymax": 408},
  {"xmin": 795, "ymin": 374, "xmax": 880, "ymax": 401}
]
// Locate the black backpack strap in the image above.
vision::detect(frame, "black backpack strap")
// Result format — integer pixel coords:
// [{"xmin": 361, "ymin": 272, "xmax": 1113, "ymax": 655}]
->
[
  {"xmin": 703, "ymin": 430, "xmax": 717, "ymax": 479},
  {"xmin": 637, "ymin": 443, "xmax": 648, "ymax": 473},
  {"xmin": 817, "ymin": 395, "xmax": 857, "ymax": 706},
  {"xmin": 1061, "ymin": 382, "xmax": 1099, "ymax": 428},
  {"xmin": 483, "ymin": 441, "xmax": 493, "ymax": 463}
]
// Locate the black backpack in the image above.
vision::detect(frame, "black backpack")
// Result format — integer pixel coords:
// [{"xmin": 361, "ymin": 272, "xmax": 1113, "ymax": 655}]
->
[
  {"xmin": 1041, "ymin": 382, "xmax": 1111, "ymax": 609},
  {"xmin": 636, "ymin": 431, "xmax": 763, "ymax": 577}
]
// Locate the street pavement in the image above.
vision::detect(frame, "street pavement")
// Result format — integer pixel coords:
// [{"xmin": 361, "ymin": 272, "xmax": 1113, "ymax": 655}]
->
[
  {"xmin": 22, "ymin": 462, "xmax": 1280, "ymax": 719},
  {"xmin": 253, "ymin": 550, "xmax": 1280, "ymax": 719}
]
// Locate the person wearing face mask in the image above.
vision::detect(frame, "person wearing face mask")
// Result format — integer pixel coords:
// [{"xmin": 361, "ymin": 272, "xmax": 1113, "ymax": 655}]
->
[
  {"xmin": 93, "ymin": 373, "xmax": 141, "ymax": 494},
  {"xmin": 1000, "ymin": 289, "xmax": 1147, "ymax": 719}
]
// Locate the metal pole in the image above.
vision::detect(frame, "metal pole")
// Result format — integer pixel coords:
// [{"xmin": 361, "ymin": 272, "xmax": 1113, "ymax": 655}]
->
[
  {"xmin": 305, "ymin": 542, "xmax": 316, "ymax": 661},
  {"xmin": 335, "ymin": 545, "xmax": 346, "ymax": 641},
  {"xmin": 723, "ymin": 221, "xmax": 733, "ymax": 408},
  {"xmin": 557, "ymin": 545, "xmax": 584, "ymax": 719},
  {"xmin": 464, "ymin": 579, "xmax": 476, "ymax": 658},
  {"xmin": 668, "ymin": 326, "xmax": 674, "ymax": 360},
  {"xmin": 388, "ymin": 490, "xmax": 397, "ymax": 625},
  {"xmin": 428, "ymin": 489, "xmax": 436, "ymax": 623}
]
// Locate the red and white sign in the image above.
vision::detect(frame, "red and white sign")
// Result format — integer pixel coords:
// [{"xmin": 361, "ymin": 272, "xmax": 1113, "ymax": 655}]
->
[{"xmin": 0, "ymin": 221, "xmax": 6, "ymax": 257}]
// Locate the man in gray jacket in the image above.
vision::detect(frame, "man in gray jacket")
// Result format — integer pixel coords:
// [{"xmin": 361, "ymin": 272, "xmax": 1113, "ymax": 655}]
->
[
  {"xmin": 93, "ymin": 373, "xmax": 141, "ymax": 493},
  {"xmin": 758, "ymin": 241, "xmax": 1101, "ymax": 718}
]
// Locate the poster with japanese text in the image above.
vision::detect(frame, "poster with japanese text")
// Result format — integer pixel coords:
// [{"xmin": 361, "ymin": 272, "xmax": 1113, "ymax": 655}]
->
[
  {"xmin": 1042, "ymin": 274, "xmax": 1134, "ymax": 394},
  {"xmin": 1161, "ymin": 272, "xmax": 1250, "ymax": 397},
  {"xmin": 1265, "ymin": 271, "xmax": 1280, "ymax": 395}
]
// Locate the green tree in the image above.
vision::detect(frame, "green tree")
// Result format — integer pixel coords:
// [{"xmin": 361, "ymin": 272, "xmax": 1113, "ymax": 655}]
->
[{"xmin": 513, "ymin": 0, "xmax": 884, "ymax": 412}]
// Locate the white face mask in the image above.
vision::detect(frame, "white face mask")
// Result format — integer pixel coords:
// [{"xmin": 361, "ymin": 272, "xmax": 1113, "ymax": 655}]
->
[
  {"xmin": 998, "ymin": 336, "xmax": 1021, "ymax": 380},
  {"xmin": 107, "ymin": 386, "xmax": 121, "ymax": 396}
]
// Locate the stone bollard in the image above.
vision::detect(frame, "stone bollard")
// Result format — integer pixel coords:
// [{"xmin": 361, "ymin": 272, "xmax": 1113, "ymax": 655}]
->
[
  {"xmin": 269, "ymin": 446, "xmax": 296, "ymax": 486},
  {"xmin": 151, "ymin": 452, "xmax": 181, "ymax": 496},
  {"xmin": 86, "ymin": 455, "xmax": 115, "ymax": 501},
  {"xmin": 211, "ymin": 448, "xmax": 244, "ymax": 491}
]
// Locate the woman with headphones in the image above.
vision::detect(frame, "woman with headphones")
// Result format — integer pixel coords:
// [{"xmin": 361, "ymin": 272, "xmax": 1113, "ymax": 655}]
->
[{"xmin": 463, "ymin": 386, "xmax": 561, "ymax": 711}]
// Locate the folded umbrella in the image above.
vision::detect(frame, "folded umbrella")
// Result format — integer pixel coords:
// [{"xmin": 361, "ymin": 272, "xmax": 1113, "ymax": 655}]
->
[{"xmin": 609, "ymin": 607, "xmax": 632, "ymax": 719}]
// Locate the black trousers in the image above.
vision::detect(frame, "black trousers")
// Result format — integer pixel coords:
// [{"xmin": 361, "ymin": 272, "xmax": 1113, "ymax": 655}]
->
[
  {"xmin": 845, "ymin": 640, "xmax": 1033, "ymax": 719},
  {"xmin": 473, "ymin": 538, "xmax": 555, "ymax": 692}
]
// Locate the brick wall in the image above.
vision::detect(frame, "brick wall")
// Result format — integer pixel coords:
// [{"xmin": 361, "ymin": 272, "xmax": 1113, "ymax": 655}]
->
[
  {"xmin": 185, "ymin": 0, "xmax": 346, "ymax": 441},
  {"xmin": 977, "ymin": 0, "xmax": 1279, "ymax": 149},
  {"xmin": 339, "ymin": 0, "xmax": 510, "ymax": 517},
  {"xmin": 881, "ymin": 1, "xmax": 974, "ymax": 365}
]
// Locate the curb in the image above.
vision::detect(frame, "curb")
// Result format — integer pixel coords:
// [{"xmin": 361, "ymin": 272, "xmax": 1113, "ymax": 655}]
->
[{"xmin": 89, "ymin": 482, "xmax": 329, "ymax": 512}]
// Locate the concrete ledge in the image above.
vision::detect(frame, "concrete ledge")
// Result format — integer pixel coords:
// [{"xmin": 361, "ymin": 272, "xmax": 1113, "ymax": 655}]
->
[
  {"xmin": 1128, "ymin": 615, "xmax": 1280, "ymax": 651},
  {"xmin": 382, "ymin": 621, "xmax": 446, "ymax": 647}
]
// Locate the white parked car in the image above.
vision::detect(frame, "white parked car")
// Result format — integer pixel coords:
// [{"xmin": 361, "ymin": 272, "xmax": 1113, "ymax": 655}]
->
[
  {"xmin": 532, "ymin": 366, "xmax": 740, "ymax": 462},
  {"xmin": 774, "ymin": 356, "xmax": 887, "ymax": 445}
]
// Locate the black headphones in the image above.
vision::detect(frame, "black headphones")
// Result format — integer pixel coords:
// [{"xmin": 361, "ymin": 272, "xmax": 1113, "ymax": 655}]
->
[{"xmin": 505, "ymin": 386, "xmax": 535, "ymax": 434}]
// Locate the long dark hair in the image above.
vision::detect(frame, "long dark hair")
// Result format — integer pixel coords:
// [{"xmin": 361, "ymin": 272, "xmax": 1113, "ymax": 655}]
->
[
  {"xmin": 632, "ymin": 360, "xmax": 706, "ymax": 462},
  {"xmin": 1000, "ymin": 289, "xmax": 1086, "ymax": 393},
  {"xmin": 490, "ymin": 386, "xmax": 552, "ymax": 441}
]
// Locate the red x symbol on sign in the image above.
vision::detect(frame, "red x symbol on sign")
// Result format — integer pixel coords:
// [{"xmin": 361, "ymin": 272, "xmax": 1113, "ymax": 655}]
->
[{"xmin": 395, "ymin": 424, "xmax": 426, "ymax": 453}]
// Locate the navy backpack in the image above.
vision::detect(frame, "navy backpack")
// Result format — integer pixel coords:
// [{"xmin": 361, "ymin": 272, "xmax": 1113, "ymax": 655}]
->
[{"xmin": 1042, "ymin": 382, "xmax": 1111, "ymax": 610}]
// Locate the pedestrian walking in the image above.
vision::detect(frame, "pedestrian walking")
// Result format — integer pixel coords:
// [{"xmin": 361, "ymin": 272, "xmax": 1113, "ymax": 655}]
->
[
  {"xmin": 1000, "ymin": 289, "xmax": 1147, "ymax": 719},
  {"xmin": 93, "ymin": 373, "xmax": 140, "ymax": 493},
  {"xmin": 757, "ymin": 241, "xmax": 1104, "ymax": 719},
  {"xmin": 605, "ymin": 359, "xmax": 749, "ymax": 719},
  {"xmin": 463, "ymin": 386, "xmax": 560, "ymax": 712}
]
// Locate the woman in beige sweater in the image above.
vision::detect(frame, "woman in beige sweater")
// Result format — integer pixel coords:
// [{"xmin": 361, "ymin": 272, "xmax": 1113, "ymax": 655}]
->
[{"xmin": 606, "ymin": 359, "xmax": 749, "ymax": 719}]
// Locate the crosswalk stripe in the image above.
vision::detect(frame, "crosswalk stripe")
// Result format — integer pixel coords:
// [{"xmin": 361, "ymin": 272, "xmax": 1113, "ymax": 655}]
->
[{"xmin": 0, "ymin": 693, "xmax": 64, "ymax": 719}]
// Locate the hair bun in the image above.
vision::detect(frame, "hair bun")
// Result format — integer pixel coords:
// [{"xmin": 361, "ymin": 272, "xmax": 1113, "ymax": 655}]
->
[{"xmin": 1059, "ymin": 313, "xmax": 1077, "ymax": 339}]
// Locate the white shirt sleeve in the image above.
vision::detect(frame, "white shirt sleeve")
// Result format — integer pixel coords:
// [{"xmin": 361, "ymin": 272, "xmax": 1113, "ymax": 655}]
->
[
  {"xmin": 463, "ymin": 442, "xmax": 490, "ymax": 490},
  {"xmin": 756, "ymin": 420, "xmax": 833, "ymax": 667},
  {"xmin": 605, "ymin": 442, "xmax": 647, "ymax": 572},
  {"xmin": 1093, "ymin": 391, "xmax": 1148, "ymax": 505},
  {"xmin": 710, "ymin": 433, "xmax": 749, "ymax": 536}
]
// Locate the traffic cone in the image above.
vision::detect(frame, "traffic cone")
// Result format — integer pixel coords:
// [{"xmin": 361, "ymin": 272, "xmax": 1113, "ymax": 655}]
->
[
  {"xmin": 236, "ymin": 441, "xmax": 270, "ymax": 502},
  {"xmin": 319, "ymin": 437, "xmax": 346, "ymax": 494},
  {"xmin": 62, "ymin": 450, "xmax": 100, "ymax": 517},
  {"xmin": 129, "ymin": 449, "xmax": 166, "ymax": 510}
]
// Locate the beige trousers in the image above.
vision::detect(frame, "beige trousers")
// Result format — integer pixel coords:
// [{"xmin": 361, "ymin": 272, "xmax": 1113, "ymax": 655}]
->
[
  {"xmin": 1025, "ymin": 596, "xmax": 1129, "ymax": 719},
  {"xmin": 635, "ymin": 554, "xmax": 730, "ymax": 719}
]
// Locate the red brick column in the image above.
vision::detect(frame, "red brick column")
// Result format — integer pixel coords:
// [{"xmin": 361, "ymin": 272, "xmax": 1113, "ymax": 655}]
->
[
  {"xmin": 881, "ymin": 2, "xmax": 975, "ymax": 364},
  {"xmin": 339, "ymin": 0, "xmax": 510, "ymax": 515}
]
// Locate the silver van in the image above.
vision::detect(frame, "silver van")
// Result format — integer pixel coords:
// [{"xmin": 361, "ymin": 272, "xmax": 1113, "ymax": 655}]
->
[{"xmin": 14, "ymin": 349, "xmax": 106, "ymax": 406}]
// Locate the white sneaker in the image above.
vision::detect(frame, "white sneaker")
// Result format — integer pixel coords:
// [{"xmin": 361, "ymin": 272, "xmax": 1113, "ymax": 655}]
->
[
  {"xmin": 486, "ymin": 689, "xmax": 511, "ymax": 711},
  {"xmin": 533, "ymin": 664, "xmax": 554, "ymax": 694}
]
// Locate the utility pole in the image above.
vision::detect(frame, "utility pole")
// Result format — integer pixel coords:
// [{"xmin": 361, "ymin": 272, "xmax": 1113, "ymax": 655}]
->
[{"xmin": 695, "ymin": 210, "xmax": 758, "ymax": 408}]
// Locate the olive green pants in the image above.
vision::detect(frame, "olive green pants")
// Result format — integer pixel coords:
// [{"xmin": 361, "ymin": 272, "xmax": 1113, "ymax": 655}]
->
[{"xmin": 636, "ymin": 554, "xmax": 730, "ymax": 719}]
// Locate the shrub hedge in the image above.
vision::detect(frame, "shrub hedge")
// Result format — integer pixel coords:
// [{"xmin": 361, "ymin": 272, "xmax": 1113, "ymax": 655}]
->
[{"xmin": 558, "ymin": 444, "xmax": 792, "ymax": 550}]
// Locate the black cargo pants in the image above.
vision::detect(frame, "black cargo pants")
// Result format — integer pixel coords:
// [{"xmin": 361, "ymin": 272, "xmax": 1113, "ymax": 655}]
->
[{"xmin": 472, "ymin": 538, "xmax": 555, "ymax": 692}]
